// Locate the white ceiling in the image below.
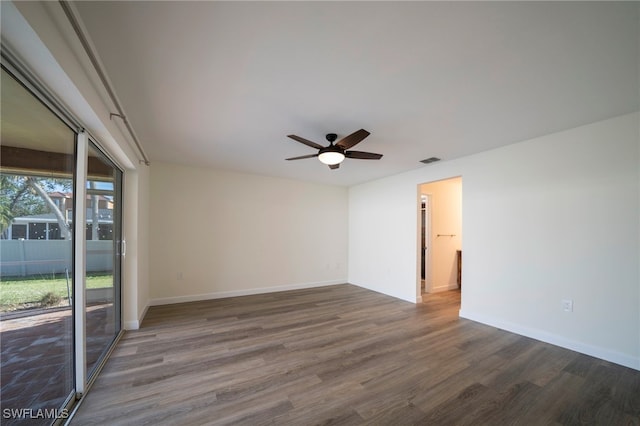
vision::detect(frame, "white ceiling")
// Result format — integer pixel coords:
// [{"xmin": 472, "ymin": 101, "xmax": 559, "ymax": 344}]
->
[{"xmin": 74, "ymin": 1, "xmax": 639, "ymax": 186}]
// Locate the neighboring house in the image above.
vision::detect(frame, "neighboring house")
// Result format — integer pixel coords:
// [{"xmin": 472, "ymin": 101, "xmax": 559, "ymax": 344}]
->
[
  {"xmin": 48, "ymin": 191, "xmax": 114, "ymax": 213},
  {"xmin": 1, "ymin": 192, "xmax": 114, "ymax": 240}
]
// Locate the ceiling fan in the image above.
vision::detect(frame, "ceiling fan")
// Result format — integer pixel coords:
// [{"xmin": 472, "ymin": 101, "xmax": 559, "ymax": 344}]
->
[{"xmin": 285, "ymin": 129, "xmax": 382, "ymax": 170}]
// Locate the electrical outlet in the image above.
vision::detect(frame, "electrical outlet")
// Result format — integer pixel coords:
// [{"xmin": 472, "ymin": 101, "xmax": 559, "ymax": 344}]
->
[{"xmin": 562, "ymin": 299, "xmax": 573, "ymax": 312}]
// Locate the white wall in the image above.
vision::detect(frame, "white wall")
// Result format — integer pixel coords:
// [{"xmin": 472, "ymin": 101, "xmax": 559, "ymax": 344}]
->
[
  {"xmin": 349, "ymin": 172, "xmax": 419, "ymax": 302},
  {"xmin": 122, "ymin": 167, "xmax": 151, "ymax": 329},
  {"xmin": 149, "ymin": 162, "xmax": 348, "ymax": 304},
  {"xmin": 420, "ymin": 178, "xmax": 462, "ymax": 294},
  {"xmin": 136, "ymin": 166, "xmax": 150, "ymax": 324},
  {"xmin": 349, "ymin": 112, "xmax": 640, "ymax": 370}
]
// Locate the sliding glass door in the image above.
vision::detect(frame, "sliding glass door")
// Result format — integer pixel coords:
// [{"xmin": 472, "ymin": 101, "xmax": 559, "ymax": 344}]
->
[
  {"xmin": 0, "ymin": 66, "xmax": 76, "ymax": 425},
  {"xmin": 85, "ymin": 142, "xmax": 122, "ymax": 378},
  {"xmin": 1, "ymin": 62, "xmax": 123, "ymax": 424}
]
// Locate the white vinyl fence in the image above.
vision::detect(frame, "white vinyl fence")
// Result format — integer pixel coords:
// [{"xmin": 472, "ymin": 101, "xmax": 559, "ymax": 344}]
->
[{"xmin": 0, "ymin": 240, "xmax": 113, "ymax": 277}]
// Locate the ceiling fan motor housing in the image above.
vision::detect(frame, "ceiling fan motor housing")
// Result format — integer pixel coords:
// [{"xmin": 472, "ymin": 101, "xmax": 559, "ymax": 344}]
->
[{"xmin": 319, "ymin": 144, "xmax": 344, "ymax": 155}]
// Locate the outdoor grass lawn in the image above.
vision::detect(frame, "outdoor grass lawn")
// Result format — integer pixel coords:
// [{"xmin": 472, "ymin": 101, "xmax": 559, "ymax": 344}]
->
[{"xmin": 0, "ymin": 273, "xmax": 112, "ymax": 311}]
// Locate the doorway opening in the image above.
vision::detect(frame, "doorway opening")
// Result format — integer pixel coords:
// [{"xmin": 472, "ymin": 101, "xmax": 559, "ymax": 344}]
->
[
  {"xmin": 417, "ymin": 177, "xmax": 462, "ymax": 302},
  {"xmin": 420, "ymin": 194, "xmax": 432, "ymax": 294}
]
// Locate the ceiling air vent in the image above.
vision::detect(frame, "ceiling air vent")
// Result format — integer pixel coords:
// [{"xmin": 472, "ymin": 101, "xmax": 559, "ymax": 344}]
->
[{"xmin": 420, "ymin": 157, "xmax": 441, "ymax": 164}]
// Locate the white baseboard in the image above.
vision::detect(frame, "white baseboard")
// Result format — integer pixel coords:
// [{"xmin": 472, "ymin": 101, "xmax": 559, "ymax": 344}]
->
[
  {"xmin": 459, "ymin": 309, "xmax": 640, "ymax": 371},
  {"xmin": 149, "ymin": 279, "xmax": 346, "ymax": 307},
  {"xmin": 124, "ymin": 302, "xmax": 149, "ymax": 330},
  {"xmin": 124, "ymin": 320, "xmax": 139, "ymax": 330},
  {"xmin": 427, "ymin": 282, "xmax": 459, "ymax": 293}
]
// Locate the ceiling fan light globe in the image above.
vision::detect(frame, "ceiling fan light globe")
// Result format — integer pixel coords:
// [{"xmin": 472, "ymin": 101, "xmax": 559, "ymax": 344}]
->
[{"xmin": 318, "ymin": 151, "xmax": 345, "ymax": 165}]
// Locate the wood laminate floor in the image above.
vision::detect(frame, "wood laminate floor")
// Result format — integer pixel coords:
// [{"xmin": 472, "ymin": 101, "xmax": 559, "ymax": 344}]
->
[{"xmin": 71, "ymin": 284, "xmax": 640, "ymax": 425}]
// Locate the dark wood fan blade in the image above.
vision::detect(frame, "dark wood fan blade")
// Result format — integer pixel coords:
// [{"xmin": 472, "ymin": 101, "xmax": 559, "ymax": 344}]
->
[
  {"xmin": 345, "ymin": 150, "xmax": 383, "ymax": 160},
  {"xmin": 329, "ymin": 163, "xmax": 340, "ymax": 170},
  {"xmin": 286, "ymin": 153, "xmax": 319, "ymax": 161},
  {"xmin": 287, "ymin": 135, "xmax": 324, "ymax": 150},
  {"xmin": 336, "ymin": 129, "xmax": 370, "ymax": 150}
]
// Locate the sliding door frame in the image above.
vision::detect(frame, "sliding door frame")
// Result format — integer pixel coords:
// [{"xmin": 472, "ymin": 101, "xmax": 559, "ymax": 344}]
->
[
  {"xmin": 1, "ymin": 50, "xmax": 125, "ymax": 415},
  {"xmin": 74, "ymin": 132, "xmax": 88, "ymax": 396},
  {"xmin": 84, "ymin": 138, "xmax": 124, "ymax": 386}
]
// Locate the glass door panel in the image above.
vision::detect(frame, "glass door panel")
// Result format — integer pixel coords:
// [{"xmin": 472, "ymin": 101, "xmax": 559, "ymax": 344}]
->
[
  {"xmin": 85, "ymin": 142, "xmax": 122, "ymax": 377},
  {"xmin": 0, "ymin": 67, "xmax": 76, "ymax": 424}
]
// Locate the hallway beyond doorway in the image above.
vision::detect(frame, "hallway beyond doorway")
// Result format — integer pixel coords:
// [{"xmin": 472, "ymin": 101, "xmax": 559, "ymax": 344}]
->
[{"xmin": 418, "ymin": 177, "xmax": 462, "ymax": 296}]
